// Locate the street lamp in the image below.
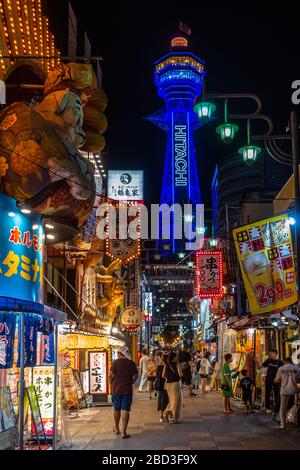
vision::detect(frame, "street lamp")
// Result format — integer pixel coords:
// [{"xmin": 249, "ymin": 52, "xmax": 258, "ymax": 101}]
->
[
  {"xmin": 238, "ymin": 119, "xmax": 261, "ymax": 165},
  {"xmin": 216, "ymin": 99, "xmax": 239, "ymax": 143},
  {"xmin": 238, "ymin": 144, "xmax": 261, "ymax": 165},
  {"xmin": 193, "ymin": 101, "xmax": 216, "ymax": 121}
]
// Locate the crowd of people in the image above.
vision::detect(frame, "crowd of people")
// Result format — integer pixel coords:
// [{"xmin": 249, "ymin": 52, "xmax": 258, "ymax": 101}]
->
[{"xmin": 108, "ymin": 345, "xmax": 300, "ymax": 438}]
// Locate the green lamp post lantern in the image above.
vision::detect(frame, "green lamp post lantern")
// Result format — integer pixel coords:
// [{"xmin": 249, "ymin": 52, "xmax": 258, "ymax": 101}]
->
[
  {"xmin": 194, "ymin": 101, "xmax": 216, "ymax": 121},
  {"xmin": 216, "ymin": 99, "xmax": 239, "ymax": 143},
  {"xmin": 238, "ymin": 119, "xmax": 261, "ymax": 165}
]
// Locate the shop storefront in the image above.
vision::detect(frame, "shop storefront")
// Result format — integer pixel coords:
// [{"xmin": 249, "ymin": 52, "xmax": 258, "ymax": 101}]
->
[
  {"xmin": 59, "ymin": 326, "xmax": 125, "ymax": 410},
  {"xmin": 0, "ymin": 195, "xmax": 67, "ymax": 450}
]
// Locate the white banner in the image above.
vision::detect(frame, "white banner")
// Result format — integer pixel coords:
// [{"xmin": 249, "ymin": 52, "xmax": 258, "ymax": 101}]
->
[{"xmin": 89, "ymin": 351, "xmax": 107, "ymax": 395}]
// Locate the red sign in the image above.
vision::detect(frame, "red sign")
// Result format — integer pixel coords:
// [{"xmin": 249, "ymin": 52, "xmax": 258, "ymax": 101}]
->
[{"xmin": 196, "ymin": 251, "xmax": 223, "ymax": 299}]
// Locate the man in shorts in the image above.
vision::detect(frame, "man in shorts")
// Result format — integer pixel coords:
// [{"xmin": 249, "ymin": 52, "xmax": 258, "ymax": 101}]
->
[
  {"xmin": 178, "ymin": 345, "xmax": 196, "ymax": 396},
  {"xmin": 109, "ymin": 346, "xmax": 138, "ymax": 439}
]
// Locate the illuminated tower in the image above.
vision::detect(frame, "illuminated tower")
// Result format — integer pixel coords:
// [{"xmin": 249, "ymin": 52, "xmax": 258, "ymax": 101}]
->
[{"xmin": 149, "ymin": 36, "xmax": 205, "ymax": 251}]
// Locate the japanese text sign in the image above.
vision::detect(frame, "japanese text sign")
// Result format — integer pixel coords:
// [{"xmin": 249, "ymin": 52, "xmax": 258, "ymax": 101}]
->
[
  {"xmin": 143, "ymin": 292, "xmax": 153, "ymax": 322},
  {"xmin": 196, "ymin": 251, "xmax": 223, "ymax": 299},
  {"xmin": 32, "ymin": 366, "xmax": 55, "ymax": 436},
  {"xmin": 108, "ymin": 171, "xmax": 143, "ymax": 201},
  {"xmin": 89, "ymin": 351, "xmax": 108, "ymax": 395},
  {"xmin": 233, "ymin": 215, "xmax": 297, "ymax": 315},
  {"xmin": 0, "ymin": 194, "xmax": 43, "ymax": 304}
]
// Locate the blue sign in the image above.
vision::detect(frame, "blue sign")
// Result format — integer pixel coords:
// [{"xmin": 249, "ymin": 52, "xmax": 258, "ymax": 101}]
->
[{"xmin": 0, "ymin": 194, "xmax": 44, "ymax": 304}]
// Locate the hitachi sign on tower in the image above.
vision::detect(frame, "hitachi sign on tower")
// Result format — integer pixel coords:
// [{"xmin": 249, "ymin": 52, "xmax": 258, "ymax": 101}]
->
[{"xmin": 174, "ymin": 124, "xmax": 187, "ymax": 186}]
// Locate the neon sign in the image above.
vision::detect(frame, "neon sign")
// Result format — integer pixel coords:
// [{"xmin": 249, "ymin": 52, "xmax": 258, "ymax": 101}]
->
[{"xmin": 174, "ymin": 124, "xmax": 188, "ymax": 187}]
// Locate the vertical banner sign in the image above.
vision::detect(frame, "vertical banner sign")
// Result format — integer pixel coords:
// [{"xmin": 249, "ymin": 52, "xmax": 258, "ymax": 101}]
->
[
  {"xmin": 89, "ymin": 351, "xmax": 108, "ymax": 395},
  {"xmin": 62, "ymin": 368, "xmax": 79, "ymax": 408},
  {"xmin": 196, "ymin": 251, "xmax": 223, "ymax": 298},
  {"xmin": 174, "ymin": 123, "xmax": 188, "ymax": 187},
  {"xmin": 32, "ymin": 366, "xmax": 55, "ymax": 436},
  {"xmin": 0, "ymin": 313, "xmax": 16, "ymax": 368},
  {"xmin": 144, "ymin": 292, "xmax": 153, "ymax": 322},
  {"xmin": 233, "ymin": 215, "xmax": 297, "ymax": 315},
  {"xmin": 0, "ymin": 194, "xmax": 44, "ymax": 304},
  {"xmin": 26, "ymin": 385, "xmax": 45, "ymax": 441}
]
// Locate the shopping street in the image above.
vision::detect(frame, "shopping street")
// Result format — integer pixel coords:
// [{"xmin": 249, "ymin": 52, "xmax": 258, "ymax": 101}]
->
[{"xmin": 66, "ymin": 388, "xmax": 300, "ymax": 451}]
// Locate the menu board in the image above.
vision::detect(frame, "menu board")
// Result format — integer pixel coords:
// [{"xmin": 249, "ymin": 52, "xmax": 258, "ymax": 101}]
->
[
  {"xmin": 32, "ymin": 366, "xmax": 54, "ymax": 436},
  {"xmin": 26, "ymin": 386, "xmax": 45, "ymax": 441},
  {"xmin": 62, "ymin": 368, "xmax": 79, "ymax": 408},
  {"xmin": 0, "ymin": 386, "xmax": 16, "ymax": 432},
  {"xmin": 89, "ymin": 351, "xmax": 108, "ymax": 395},
  {"xmin": 80, "ymin": 370, "xmax": 89, "ymax": 395}
]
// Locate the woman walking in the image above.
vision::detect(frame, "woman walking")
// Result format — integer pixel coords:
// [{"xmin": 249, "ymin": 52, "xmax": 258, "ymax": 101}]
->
[
  {"xmin": 221, "ymin": 353, "xmax": 238, "ymax": 414},
  {"xmin": 155, "ymin": 353, "xmax": 169, "ymax": 422},
  {"xmin": 199, "ymin": 351, "xmax": 213, "ymax": 394},
  {"xmin": 162, "ymin": 352, "xmax": 183, "ymax": 424},
  {"xmin": 147, "ymin": 353, "xmax": 157, "ymax": 399}
]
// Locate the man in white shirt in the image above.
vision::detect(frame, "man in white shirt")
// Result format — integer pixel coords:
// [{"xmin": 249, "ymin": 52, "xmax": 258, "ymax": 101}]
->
[
  {"xmin": 138, "ymin": 349, "xmax": 150, "ymax": 392},
  {"xmin": 275, "ymin": 357, "xmax": 300, "ymax": 429}
]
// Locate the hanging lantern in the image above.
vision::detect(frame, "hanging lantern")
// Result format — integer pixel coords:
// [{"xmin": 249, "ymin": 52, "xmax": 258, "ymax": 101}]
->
[
  {"xmin": 238, "ymin": 145, "xmax": 261, "ymax": 165},
  {"xmin": 193, "ymin": 101, "xmax": 216, "ymax": 120},
  {"xmin": 216, "ymin": 122, "xmax": 239, "ymax": 143}
]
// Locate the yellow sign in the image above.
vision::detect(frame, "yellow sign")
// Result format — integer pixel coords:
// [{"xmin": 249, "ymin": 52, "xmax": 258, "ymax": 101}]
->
[{"xmin": 233, "ymin": 215, "xmax": 297, "ymax": 315}]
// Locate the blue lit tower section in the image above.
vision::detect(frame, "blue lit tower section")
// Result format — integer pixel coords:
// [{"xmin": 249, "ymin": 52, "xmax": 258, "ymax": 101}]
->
[{"xmin": 149, "ymin": 36, "xmax": 205, "ymax": 250}]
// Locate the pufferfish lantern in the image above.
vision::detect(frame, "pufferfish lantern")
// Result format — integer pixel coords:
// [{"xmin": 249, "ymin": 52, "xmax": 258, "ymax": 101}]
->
[{"xmin": 0, "ymin": 63, "xmax": 99, "ymax": 240}]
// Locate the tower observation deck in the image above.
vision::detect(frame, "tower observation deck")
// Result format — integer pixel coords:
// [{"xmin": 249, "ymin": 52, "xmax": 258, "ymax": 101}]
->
[{"xmin": 150, "ymin": 36, "xmax": 206, "ymax": 210}]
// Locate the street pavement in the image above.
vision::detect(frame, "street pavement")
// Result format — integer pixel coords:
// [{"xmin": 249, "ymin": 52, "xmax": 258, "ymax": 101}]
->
[{"xmin": 64, "ymin": 388, "xmax": 300, "ymax": 450}]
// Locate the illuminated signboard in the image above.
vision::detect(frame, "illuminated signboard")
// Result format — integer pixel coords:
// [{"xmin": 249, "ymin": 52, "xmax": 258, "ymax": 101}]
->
[
  {"xmin": 0, "ymin": 193, "xmax": 43, "ymax": 304},
  {"xmin": 32, "ymin": 366, "xmax": 55, "ymax": 436},
  {"xmin": 196, "ymin": 251, "xmax": 223, "ymax": 299},
  {"xmin": 108, "ymin": 170, "xmax": 144, "ymax": 201},
  {"xmin": 120, "ymin": 306, "xmax": 144, "ymax": 332},
  {"xmin": 233, "ymin": 215, "xmax": 297, "ymax": 315},
  {"xmin": 174, "ymin": 124, "xmax": 188, "ymax": 187},
  {"xmin": 89, "ymin": 351, "xmax": 108, "ymax": 395},
  {"xmin": 144, "ymin": 292, "xmax": 153, "ymax": 322}
]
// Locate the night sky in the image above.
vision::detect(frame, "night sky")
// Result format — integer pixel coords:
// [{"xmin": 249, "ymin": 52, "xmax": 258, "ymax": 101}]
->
[{"xmin": 71, "ymin": 2, "xmax": 299, "ymax": 206}]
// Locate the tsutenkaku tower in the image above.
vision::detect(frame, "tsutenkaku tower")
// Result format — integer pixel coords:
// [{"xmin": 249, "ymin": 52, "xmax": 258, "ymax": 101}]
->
[{"xmin": 149, "ymin": 36, "xmax": 205, "ymax": 210}]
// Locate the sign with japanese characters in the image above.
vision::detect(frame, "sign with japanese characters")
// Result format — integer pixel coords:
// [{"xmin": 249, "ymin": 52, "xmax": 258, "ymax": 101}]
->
[
  {"xmin": 195, "ymin": 251, "xmax": 223, "ymax": 299},
  {"xmin": 120, "ymin": 306, "xmax": 144, "ymax": 332},
  {"xmin": 233, "ymin": 215, "xmax": 297, "ymax": 315},
  {"xmin": 32, "ymin": 366, "xmax": 54, "ymax": 436},
  {"xmin": 108, "ymin": 170, "xmax": 143, "ymax": 201},
  {"xmin": 89, "ymin": 351, "xmax": 108, "ymax": 395},
  {"xmin": 0, "ymin": 313, "xmax": 16, "ymax": 369},
  {"xmin": 143, "ymin": 292, "xmax": 153, "ymax": 322},
  {"xmin": 0, "ymin": 194, "xmax": 43, "ymax": 304}
]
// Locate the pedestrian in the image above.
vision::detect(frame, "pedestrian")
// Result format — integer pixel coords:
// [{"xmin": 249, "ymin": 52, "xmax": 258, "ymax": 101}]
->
[
  {"xmin": 238, "ymin": 369, "xmax": 254, "ymax": 414},
  {"xmin": 256, "ymin": 349, "xmax": 283, "ymax": 414},
  {"xmin": 192, "ymin": 354, "xmax": 201, "ymax": 390},
  {"xmin": 138, "ymin": 348, "xmax": 149, "ymax": 393},
  {"xmin": 162, "ymin": 351, "xmax": 183, "ymax": 423},
  {"xmin": 199, "ymin": 351, "xmax": 213, "ymax": 394},
  {"xmin": 155, "ymin": 353, "xmax": 169, "ymax": 422},
  {"xmin": 147, "ymin": 352, "xmax": 157, "ymax": 399},
  {"xmin": 211, "ymin": 361, "xmax": 221, "ymax": 391},
  {"xmin": 274, "ymin": 357, "xmax": 300, "ymax": 429},
  {"xmin": 178, "ymin": 344, "xmax": 196, "ymax": 397},
  {"xmin": 221, "ymin": 353, "xmax": 239, "ymax": 414},
  {"xmin": 109, "ymin": 346, "xmax": 138, "ymax": 439}
]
